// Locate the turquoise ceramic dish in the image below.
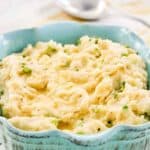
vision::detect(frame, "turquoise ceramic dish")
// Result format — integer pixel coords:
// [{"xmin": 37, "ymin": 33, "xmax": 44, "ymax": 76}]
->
[{"xmin": 0, "ymin": 22, "xmax": 150, "ymax": 150}]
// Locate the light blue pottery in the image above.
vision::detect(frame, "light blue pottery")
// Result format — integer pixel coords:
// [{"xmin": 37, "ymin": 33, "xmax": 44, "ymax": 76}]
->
[{"xmin": 0, "ymin": 22, "xmax": 149, "ymax": 150}]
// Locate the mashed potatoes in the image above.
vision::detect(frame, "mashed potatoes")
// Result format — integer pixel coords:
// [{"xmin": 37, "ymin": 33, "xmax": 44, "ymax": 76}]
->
[{"xmin": 0, "ymin": 36, "xmax": 149, "ymax": 134}]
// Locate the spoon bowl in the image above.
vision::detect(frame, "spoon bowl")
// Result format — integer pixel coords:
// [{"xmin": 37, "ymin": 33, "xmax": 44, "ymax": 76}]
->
[{"xmin": 56, "ymin": 0, "xmax": 106, "ymax": 20}]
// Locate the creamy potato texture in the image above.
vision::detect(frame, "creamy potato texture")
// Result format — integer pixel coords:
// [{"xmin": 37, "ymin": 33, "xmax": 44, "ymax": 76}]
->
[{"xmin": 0, "ymin": 36, "xmax": 149, "ymax": 134}]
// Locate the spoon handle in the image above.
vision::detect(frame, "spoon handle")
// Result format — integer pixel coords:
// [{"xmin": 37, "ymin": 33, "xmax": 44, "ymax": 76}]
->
[
  {"xmin": 108, "ymin": 7, "xmax": 150, "ymax": 28},
  {"xmin": 119, "ymin": 14, "xmax": 150, "ymax": 28}
]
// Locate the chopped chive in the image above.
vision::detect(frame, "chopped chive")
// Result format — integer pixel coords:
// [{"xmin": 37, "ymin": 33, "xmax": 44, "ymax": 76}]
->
[
  {"xmin": 45, "ymin": 113, "xmax": 51, "ymax": 117},
  {"xmin": 91, "ymin": 36, "xmax": 99, "ymax": 43},
  {"xmin": 64, "ymin": 49, "xmax": 67, "ymax": 53},
  {"xmin": 113, "ymin": 92, "xmax": 118, "ymax": 99},
  {"xmin": 100, "ymin": 58, "xmax": 104, "ymax": 64},
  {"xmin": 76, "ymin": 39, "xmax": 81, "ymax": 45},
  {"xmin": 97, "ymin": 128, "xmax": 101, "ymax": 132},
  {"xmin": 92, "ymin": 108, "xmax": 100, "ymax": 113},
  {"xmin": 45, "ymin": 46, "xmax": 57, "ymax": 56},
  {"xmin": 1, "ymin": 108, "xmax": 9, "ymax": 118},
  {"xmin": 89, "ymin": 38, "xmax": 92, "ymax": 42},
  {"xmin": 122, "ymin": 105, "xmax": 128, "ymax": 110},
  {"xmin": 107, "ymin": 120, "xmax": 112, "ymax": 124},
  {"xmin": 121, "ymin": 53, "xmax": 129, "ymax": 57},
  {"xmin": 0, "ymin": 62, "xmax": 2, "ymax": 67},
  {"xmin": 0, "ymin": 89, "xmax": 4, "ymax": 96},
  {"xmin": 64, "ymin": 61, "xmax": 71, "ymax": 67},
  {"xmin": 21, "ymin": 62, "xmax": 32, "ymax": 74},
  {"xmin": 144, "ymin": 112, "xmax": 150, "ymax": 121},
  {"xmin": 51, "ymin": 119, "xmax": 59, "ymax": 127},
  {"xmin": 21, "ymin": 62, "xmax": 26, "ymax": 66},
  {"xmin": 125, "ymin": 45, "xmax": 130, "ymax": 48},
  {"xmin": 76, "ymin": 131, "xmax": 85, "ymax": 135},
  {"xmin": 118, "ymin": 81, "xmax": 126, "ymax": 92},
  {"xmin": 62, "ymin": 60, "xmax": 71, "ymax": 68},
  {"xmin": 94, "ymin": 48, "xmax": 101, "ymax": 58},
  {"xmin": 0, "ymin": 107, "xmax": 2, "ymax": 116},
  {"xmin": 64, "ymin": 49, "xmax": 70, "ymax": 54},
  {"xmin": 22, "ymin": 66, "xmax": 32, "ymax": 74},
  {"xmin": 114, "ymin": 94, "xmax": 118, "ymax": 99},
  {"xmin": 107, "ymin": 120, "xmax": 113, "ymax": 128},
  {"xmin": 22, "ymin": 52, "xmax": 28, "ymax": 57},
  {"xmin": 74, "ymin": 67, "xmax": 79, "ymax": 71},
  {"xmin": 95, "ymin": 39, "xmax": 99, "ymax": 44},
  {"xmin": 22, "ymin": 53, "xmax": 27, "ymax": 58},
  {"xmin": 78, "ymin": 120, "xmax": 84, "ymax": 126}
]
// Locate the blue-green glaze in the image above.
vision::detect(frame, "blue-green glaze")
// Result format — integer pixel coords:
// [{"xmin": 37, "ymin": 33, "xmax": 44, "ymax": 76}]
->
[{"xmin": 0, "ymin": 22, "xmax": 149, "ymax": 150}]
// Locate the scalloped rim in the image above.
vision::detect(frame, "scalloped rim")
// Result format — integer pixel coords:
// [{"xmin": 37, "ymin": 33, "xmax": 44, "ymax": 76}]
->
[
  {"xmin": 0, "ymin": 21, "xmax": 150, "ymax": 145},
  {"xmin": 0, "ymin": 117, "xmax": 150, "ymax": 146}
]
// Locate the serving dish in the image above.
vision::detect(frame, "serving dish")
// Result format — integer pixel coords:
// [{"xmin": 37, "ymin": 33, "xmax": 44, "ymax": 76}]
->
[{"xmin": 0, "ymin": 21, "xmax": 149, "ymax": 150}]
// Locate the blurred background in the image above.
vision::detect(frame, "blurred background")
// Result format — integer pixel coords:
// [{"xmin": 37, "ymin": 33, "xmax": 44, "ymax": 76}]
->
[{"xmin": 0, "ymin": 0, "xmax": 149, "ymax": 45}]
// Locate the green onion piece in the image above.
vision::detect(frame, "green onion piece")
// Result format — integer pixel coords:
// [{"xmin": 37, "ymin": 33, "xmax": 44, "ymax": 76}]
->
[
  {"xmin": 113, "ymin": 92, "xmax": 118, "ymax": 99},
  {"xmin": 64, "ymin": 49, "xmax": 70, "ymax": 54},
  {"xmin": 118, "ymin": 81, "xmax": 126, "ymax": 92},
  {"xmin": 1, "ymin": 108, "xmax": 9, "ymax": 118},
  {"xmin": 0, "ymin": 107, "xmax": 2, "ymax": 116},
  {"xmin": 22, "ymin": 53, "xmax": 26, "ymax": 58},
  {"xmin": 107, "ymin": 120, "xmax": 113, "ymax": 128},
  {"xmin": 0, "ymin": 89, "xmax": 4, "ymax": 96},
  {"xmin": 125, "ymin": 45, "xmax": 130, "ymax": 48},
  {"xmin": 97, "ymin": 128, "xmax": 101, "ymax": 132},
  {"xmin": 144, "ymin": 112, "xmax": 150, "ymax": 121},
  {"xmin": 22, "ymin": 66, "xmax": 32, "ymax": 74},
  {"xmin": 122, "ymin": 105, "xmax": 128, "ymax": 110},
  {"xmin": 45, "ymin": 46, "xmax": 57, "ymax": 56},
  {"xmin": 22, "ymin": 51, "xmax": 28, "ymax": 58},
  {"xmin": 95, "ymin": 39, "xmax": 99, "ymax": 44},
  {"xmin": 100, "ymin": 58, "xmax": 104, "ymax": 64},
  {"xmin": 51, "ymin": 119, "xmax": 59, "ymax": 127},
  {"xmin": 62, "ymin": 60, "xmax": 71, "ymax": 68},
  {"xmin": 121, "ymin": 53, "xmax": 129, "ymax": 57},
  {"xmin": 74, "ymin": 67, "xmax": 79, "ymax": 71},
  {"xmin": 21, "ymin": 62, "xmax": 26, "ymax": 66},
  {"xmin": 94, "ymin": 48, "xmax": 101, "ymax": 58},
  {"xmin": 76, "ymin": 39, "xmax": 81, "ymax": 45},
  {"xmin": 76, "ymin": 131, "xmax": 85, "ymax": 135},
  {"xmin": 92, "ymin": 108, "xmax": 100, "ymax": 113},
  {"xmin": 78, "ymin": 120, "xmax": 84, "ymax": 126}
]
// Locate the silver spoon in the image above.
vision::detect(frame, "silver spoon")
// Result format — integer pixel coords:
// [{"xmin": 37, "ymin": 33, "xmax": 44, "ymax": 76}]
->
[
  {"xmin": 56, "ymin": 0, "xmax": 150, "ymax": 28},
  {"xmin": 56, "ymin": 0, "xmax": 106, "ymax": 20}
]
